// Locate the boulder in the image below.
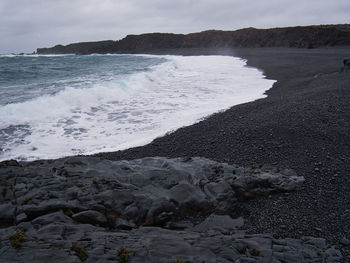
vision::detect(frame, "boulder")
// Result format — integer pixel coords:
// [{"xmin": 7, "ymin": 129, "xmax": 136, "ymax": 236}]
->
[{"xmin": 72, "ymin": 210, "xmax": 107, "ymax": 226}]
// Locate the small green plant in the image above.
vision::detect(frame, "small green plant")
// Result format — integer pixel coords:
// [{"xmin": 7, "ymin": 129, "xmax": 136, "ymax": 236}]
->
[
  {"xmin": 71, "ymin": 242, "xmax": 88, "ymax": 262},
  {"xmin": 21, "ymin": 197, "xmax": 32, "ymax": 205},
  {"xmin": 81, "ymin": 187, "xmax": 87, "ymax": 193},
  {"xmin": 64, "ymin": 208, "xmax": 74, "ymax": 217},
  {"xmin": 116, "ymin": 246, "xmax": 131, "ymax": 262},
  {"xmin": 9, "ymin": 230, "xmax": 26, "ymax": 249},
  {"xmin": 92, "ymin": 178, "xmax": 98, "ymax": 185},
  {"xmin": 174, "ymin": 259, "xmax": 185, "ymax": 263},
  {"xmin": 249, "ymin": 248, "xmax": 260, "ymax": 256}
]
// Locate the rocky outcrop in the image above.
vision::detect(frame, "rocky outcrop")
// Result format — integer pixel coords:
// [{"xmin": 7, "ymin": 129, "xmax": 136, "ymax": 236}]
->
[
  {"xmin": 0, "ymin": 156, "xmax": 304, "ymax": 228},
  {"xmin": 37, "ymin": 24, "xmax": 350, "ymax": 54},
  {"xmin": 0, "ymin": 156, "xmax": 343, "ymax": 262}
]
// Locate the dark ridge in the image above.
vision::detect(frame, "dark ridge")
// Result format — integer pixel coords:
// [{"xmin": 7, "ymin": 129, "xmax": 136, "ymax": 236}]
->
[
  {"xmin": 37, "ymin": 40, "xmax": 115, "ymax": 55},
  {"xmin": 37, "ymin": 24, "xmax": 350, "ymax": 54}
]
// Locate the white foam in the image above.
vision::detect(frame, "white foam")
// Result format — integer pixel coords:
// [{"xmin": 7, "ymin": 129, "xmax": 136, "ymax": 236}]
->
[{"xmin": 0, "ymin": 55, "xmax": 275, "ymax": 161}]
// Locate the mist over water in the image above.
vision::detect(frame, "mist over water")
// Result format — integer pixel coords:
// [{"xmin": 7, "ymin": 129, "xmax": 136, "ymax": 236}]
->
[{"xmin": 0, "ymin": 54, "xmax": 275, "ymax": 161}]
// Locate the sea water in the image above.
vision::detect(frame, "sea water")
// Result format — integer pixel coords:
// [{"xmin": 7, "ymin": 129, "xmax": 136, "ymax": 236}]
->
[{"xmin": 0, "ymin": 54, "xmax": 275, "ymax": 161}]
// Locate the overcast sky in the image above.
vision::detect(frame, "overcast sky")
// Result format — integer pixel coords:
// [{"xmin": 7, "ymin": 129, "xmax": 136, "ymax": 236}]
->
[{"xmin": 0, "ymin": 0, "xmax": 349, "ymax": 53}]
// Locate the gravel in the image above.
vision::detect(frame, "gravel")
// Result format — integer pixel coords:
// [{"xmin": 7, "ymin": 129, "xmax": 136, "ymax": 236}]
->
[{"xmin": 94, "ymin": 47, "xmax": 350, "ymax": 258}]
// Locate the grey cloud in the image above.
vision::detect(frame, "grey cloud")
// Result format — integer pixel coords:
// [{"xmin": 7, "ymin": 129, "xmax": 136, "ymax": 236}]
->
[{"xmin": 0, "ymin": 0, "xmax": 349, "ymax": 53}]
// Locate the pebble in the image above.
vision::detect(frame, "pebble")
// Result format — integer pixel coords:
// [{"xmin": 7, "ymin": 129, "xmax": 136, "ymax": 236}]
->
[
  {"xmin": 15, "ymin": 213, "xmax": 28, "ymax": 224},
  {"xmin": 72, "ymin": 210, "xmax": 107, "ymax": 226},
  {"xmin": 114, "ymin": 218, "xmax": 136, "ymax": 230},
  {"xmin": 340, "ymin": 238, "xmax": 350, "ymax": 246}
]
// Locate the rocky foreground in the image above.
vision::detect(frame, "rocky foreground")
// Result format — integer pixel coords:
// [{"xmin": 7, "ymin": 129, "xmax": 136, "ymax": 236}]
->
[
  {"xmin": 92, "ymin": 47, "xmax": 350, "ymax": 261},
  {"xmin": 0, "ymin": 156, "xmax": 344, "ymax": 262}
]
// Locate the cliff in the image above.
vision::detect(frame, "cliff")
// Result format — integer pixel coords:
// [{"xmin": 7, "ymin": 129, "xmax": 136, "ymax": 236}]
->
[
  {"xmin": 37, "ymin": 40, "xmax": 115, "ymax": 55},
  {"xmin": 37, "ymin": 24, "xmax": 350, "ymax": 54}
]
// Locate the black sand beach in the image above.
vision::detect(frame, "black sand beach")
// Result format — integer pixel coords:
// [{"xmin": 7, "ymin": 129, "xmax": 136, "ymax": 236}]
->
[
  {"xmin": 95, "ymin": 47, "xmax": 350, "ymax": 255},
  {"xmin": 1, "ymin": 47, "xmax": 349, "ymax": 262}
]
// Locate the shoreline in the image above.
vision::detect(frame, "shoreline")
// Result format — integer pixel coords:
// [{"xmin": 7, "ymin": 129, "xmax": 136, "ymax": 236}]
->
[
  {"xmin": 0, "ymin": 53, "xmax": 273, "ymax": 162},
  {"xmin": 1, "ymin": 46, "xmax": 349, "ymax": 261},
  {"xmin": 94, "ymin": 47, "xmax": 350, "ymax": 256}
]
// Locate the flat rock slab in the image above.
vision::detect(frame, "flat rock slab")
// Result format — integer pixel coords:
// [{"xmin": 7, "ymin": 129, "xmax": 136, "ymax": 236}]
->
[
  {"xmin": 192, "ymin": 214, "xmax": 244, "ymax": 233},
  {"xmin": 0, "ymin": 222, "xmax": 342, "ymax": 262},
  {"xmin": 0, "ymin": 156, "xmax": 304, "ymax": 227},
  {"xmin": 0, "ymin": 156, "xmax": 342, "ymax": 262}
]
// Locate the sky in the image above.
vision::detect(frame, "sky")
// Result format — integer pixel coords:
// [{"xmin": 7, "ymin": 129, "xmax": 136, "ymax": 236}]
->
[{"xmin": 0, "ymin": 0, "xmax": 349, "ymax": 54}]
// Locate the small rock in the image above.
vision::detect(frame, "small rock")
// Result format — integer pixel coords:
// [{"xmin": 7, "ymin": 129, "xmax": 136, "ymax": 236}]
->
[
  {"xmin": 15, "ymin": 183, "xmax": 26, "ymax": 191},
  {"xmin": 155, "ymin": 211, "xmax": 174, "ymax": 225},
  {"xmin": 15, "ymin": 213, "xmax": 28, "ymax": 224},
  {"xmin": 114, "ymin": 218, "xmax": 136, "ymax": 230},
  {"xmin": 165, "ymin": 220, "xmax": 194, "ymax": 230},
  {"xmin": 72, "ymin": 210, "xmax": 107, "ymax": 226},
  {"xmin": 0, "ymin": 203, "xmax": 14, "ymax": 221},
  {"xmin": 32, "ymin": 211, "xmax": 72, "ymax": 225},
  {"xmin": 324, "ymin": 247, "xmax": 343, "ymax": 261},
  {"xmin": 340, "ymin": 238, "xmax": 350, "ymax": 246}
]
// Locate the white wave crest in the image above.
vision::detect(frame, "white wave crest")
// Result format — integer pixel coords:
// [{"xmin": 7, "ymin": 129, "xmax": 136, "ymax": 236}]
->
[{"xmin": 0, "ymin": 55, "xmax": 275, "ymax": 161}]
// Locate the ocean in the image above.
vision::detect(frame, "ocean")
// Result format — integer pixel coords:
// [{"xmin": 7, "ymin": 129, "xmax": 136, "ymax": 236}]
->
[{"xmin": 0, "ymin": 54, "xmax": 275, "ymax": 161}]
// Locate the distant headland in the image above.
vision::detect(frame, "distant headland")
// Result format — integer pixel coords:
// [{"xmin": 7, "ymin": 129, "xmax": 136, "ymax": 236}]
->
[{"xmin": 36, "ymin": 24, "xmax": 350, "ymax": 55}]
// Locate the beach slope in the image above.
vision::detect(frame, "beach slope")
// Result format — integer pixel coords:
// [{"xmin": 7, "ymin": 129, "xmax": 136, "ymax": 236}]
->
[{"xmin": 95, "ymin": 47, "xmax": 350, "ymax": 257}]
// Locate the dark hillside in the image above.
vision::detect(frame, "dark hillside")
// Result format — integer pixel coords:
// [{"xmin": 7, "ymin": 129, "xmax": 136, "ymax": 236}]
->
[{"xmin": 37, "ymin": 24, "xmax": 350, "ymax": 54}]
